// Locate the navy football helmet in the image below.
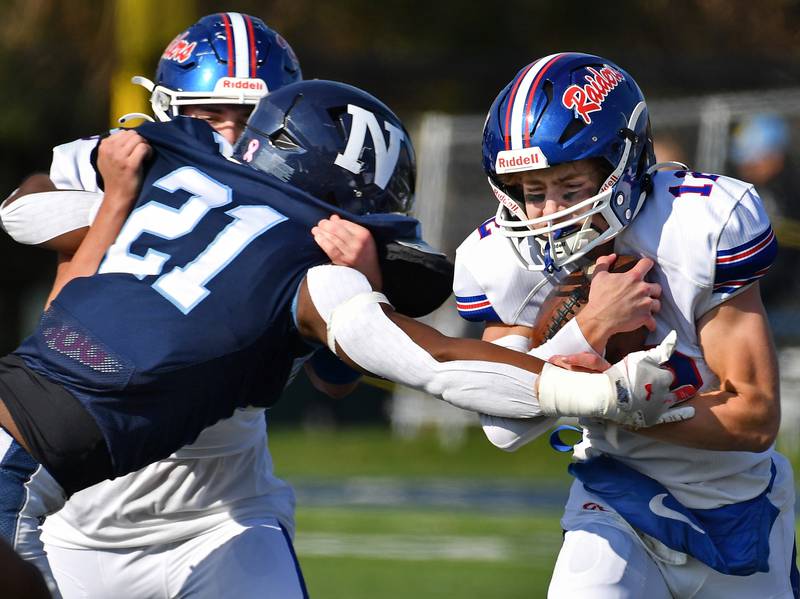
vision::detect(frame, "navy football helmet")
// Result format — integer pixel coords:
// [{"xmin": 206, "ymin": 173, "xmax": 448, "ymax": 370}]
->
[
  {"xmin": 130, "ymin": 12, "xmax": 301, "ymax": 122},
  {"xmin": 233, "ymin": 80, "xmax": 415, "ymax": 215},
  {"xmin": 483, "ymin": 53, "xmax": 655, "ymax": 271}
]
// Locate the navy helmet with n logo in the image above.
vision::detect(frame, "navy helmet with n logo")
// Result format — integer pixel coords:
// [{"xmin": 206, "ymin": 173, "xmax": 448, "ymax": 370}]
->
[{"xmin": 233, "ymin": 80, "xmax": 415, "ymax": 215}]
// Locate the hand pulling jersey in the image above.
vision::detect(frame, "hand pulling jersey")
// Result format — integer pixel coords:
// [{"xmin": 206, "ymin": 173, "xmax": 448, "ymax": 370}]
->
[
  {"xmin": 41, "ymin": 132, "xmax": 299, "ymax": 547},
  {"xmin": 13, "ymin": 117, "xmax": 419, "ymax": 489}
]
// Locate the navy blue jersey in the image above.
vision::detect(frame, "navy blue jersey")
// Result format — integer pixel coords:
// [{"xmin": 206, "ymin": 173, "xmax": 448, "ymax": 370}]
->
[{"xmin": 15, "ymin": 118, "xmax": 419, "ymax": 477}]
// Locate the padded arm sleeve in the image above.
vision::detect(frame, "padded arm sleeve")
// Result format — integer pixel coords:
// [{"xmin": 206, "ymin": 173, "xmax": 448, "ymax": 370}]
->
[
  {"xmin": 0, "ymin": 191, "xmax": 103, "ymax": 245},
  {"xmin": 307, "ymin": 265, "xmax": 543, "ymax": 418}
]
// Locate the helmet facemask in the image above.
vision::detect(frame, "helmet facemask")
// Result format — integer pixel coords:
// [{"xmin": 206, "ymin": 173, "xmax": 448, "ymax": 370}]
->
[{"xmin": 482, "ymin": 54, "xmax": 655, "ymax": 272}]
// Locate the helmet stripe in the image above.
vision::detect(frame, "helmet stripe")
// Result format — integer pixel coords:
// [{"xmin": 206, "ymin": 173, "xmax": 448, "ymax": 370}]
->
[
  {"xmin": 503, "ymin": 62, "xmax": 535, "ymax": 151},
  {"xmin": 244, "ymin": 15, "xmax": 257, "ymax": 78},
  {"xmin": 510, "ymin": 54, "xmax": 561, "ymax": 150},
  {"xmin": 227, "ymin": 12, "xmax": 251, "ymax": 79},
  {"xmin": 220, "ymin": 13, "xmax": 235, "ymax": 77},
  {"xmin": 522, "ymin": 54, "xmax": 568, "ymax": 147}
]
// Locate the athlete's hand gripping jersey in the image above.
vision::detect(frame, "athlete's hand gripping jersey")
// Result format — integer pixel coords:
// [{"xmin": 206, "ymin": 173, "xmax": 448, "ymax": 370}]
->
[
  {"xmin": 455, "ymin": 169, "xmax": 778, "ymax": 509},
  {"xmin": 31, "ymin": 129, "xmax": 298, "ymax": 548},
  {"xmin": 14, "ymin": 117, "xmax": 421, "ymax": 484}
]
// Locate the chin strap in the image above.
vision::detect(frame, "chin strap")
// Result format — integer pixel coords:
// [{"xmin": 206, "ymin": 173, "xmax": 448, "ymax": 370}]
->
[{"xmin": 117, "ymin": 113, "xmax": 155, "ymax": 125}]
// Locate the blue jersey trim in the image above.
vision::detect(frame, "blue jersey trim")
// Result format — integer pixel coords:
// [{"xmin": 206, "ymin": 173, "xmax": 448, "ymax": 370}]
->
[
  {"xmin": 455, "ymin": 294, "xmax": 501, "ymax": 323},
  {"xmin": 714, "ymin": 226, "xmax": 777, "ymax": 294},
  {"xmin": 569, "ymin": 455, "xmax": 780, "ymax": 576}
]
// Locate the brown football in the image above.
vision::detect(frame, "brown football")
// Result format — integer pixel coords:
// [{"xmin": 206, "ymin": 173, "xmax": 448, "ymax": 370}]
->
[{"xmin": 530, "ymin": 255, "xmax": 649, "ymax": 363}]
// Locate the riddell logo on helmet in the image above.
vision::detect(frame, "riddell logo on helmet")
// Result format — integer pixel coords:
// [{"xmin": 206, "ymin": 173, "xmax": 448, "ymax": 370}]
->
[
  {"xmin": 162, "ymin": 32, "xmax": 196, "ymax": 64},
  {"xmin": 495, "ymin": 147, "xmax": 549, "ymax": 174},
  {"xmin": 561, "ymin": 65, "xmax": 625, "ymax": 125},
  {"xmin": 214, "ymin": 78, "xmax": 268, "ymax": 95}
]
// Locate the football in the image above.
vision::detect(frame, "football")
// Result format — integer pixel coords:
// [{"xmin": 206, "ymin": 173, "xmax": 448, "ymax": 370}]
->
[{"xmin": 530, "ymin": 255, "xmax": 649, "ymax": 363}]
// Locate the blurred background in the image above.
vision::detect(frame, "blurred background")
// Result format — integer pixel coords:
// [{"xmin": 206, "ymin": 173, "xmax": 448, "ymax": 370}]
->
[{"xmin": 1, "ymin": 1, "xmax": 800, "ymax": 596}]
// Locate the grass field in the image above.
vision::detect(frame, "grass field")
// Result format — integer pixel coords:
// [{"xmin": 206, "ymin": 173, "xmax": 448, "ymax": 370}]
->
[
  {"xmin": 268, "ymin": 425, "xmax": 800, "ymax": 598},
  {"xmin": 269, "ymin": 426, "xmax": 569, "ymax": 598}
]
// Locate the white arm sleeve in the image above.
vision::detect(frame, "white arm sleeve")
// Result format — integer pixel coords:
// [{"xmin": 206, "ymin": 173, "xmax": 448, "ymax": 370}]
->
[
  {"xmin": 307, "ymin": 265, "xmax": 543, "ymax": 418},
  {"xmin": 0, "ymin": 137, "xmax": 104, "ymax": 245},
  {"xmin": 0, "ymin": 190, "xmax": 103, "ymax": 245},
  {"xmin": 479, "ymin": 319, "xmax": 594, "ymax": 451}
]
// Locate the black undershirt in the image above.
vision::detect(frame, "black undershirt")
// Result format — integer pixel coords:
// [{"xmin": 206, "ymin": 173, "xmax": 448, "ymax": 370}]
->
[{"xmin": 0, "ymin": 355, "xmax": 112, "ymax": 496}]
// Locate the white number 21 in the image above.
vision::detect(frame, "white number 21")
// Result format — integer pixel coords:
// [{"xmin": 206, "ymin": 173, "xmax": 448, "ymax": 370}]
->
[{"xmin": 99, "ymin": 166, "xmax": 286, "ymax": 314}]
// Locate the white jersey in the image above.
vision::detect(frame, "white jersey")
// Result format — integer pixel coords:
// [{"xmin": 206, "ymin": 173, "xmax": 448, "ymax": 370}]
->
[
  {"xmin": 454, "ymin": 217, "xmax": 577, "ymax": 327},
  {"xmin": 455, "ymin": 170, "xmax": 779, "ymax": 509},
  {"xmin": 39, "ymin": 137, "xmax": 295, "ymax": 549}
]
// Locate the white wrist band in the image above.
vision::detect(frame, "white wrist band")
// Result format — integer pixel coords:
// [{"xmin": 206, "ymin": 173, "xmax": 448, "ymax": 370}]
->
[{"xmin": 537, "ymin": 362, "xmax": 615, "ymax": 418}]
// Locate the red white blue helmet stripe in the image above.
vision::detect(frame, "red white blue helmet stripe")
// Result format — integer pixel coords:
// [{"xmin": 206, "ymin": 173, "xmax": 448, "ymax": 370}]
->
[
  {"xmin": 503, "ymin": 53, "xmax": 567, "ymax": 151},
  {"xmin": 220, "ymin": 12, "xmax": 258, "ymax": 78}
]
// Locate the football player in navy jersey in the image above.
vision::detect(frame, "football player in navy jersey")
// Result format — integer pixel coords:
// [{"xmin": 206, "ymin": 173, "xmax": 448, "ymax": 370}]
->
[
  {"xmin": 0, "ymin": 14, "xmax": 357, "ymax": 599},
  {"xmin": 453, "ymin": 52, "xmax": 796, "ymax": 598},
  {"xmin": 0, "ymin": 78, "xmax": 684, "ymax": 596}
]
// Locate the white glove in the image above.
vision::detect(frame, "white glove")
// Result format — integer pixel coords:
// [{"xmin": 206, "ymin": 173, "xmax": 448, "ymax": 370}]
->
[{"xmin": 537, "ymin": 331, "xmax": 695, "ymax": 428}]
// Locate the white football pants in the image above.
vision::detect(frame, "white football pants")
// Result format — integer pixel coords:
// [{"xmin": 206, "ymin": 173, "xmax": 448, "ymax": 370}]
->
[{"xmin": 45, "ymin": 517, "xmax": 308, "ymax": 599}]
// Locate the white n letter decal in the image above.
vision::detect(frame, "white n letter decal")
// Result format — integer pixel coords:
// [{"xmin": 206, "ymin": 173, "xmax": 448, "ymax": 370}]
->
[{"xmin": 334, "ymin": 104, "xmax": 404, "ymax": 189}]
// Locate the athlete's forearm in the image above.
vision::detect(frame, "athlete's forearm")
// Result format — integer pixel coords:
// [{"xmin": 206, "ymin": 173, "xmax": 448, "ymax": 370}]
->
[
  {"xmin": 45, "ymin": 192, "xmax": 132, "ymax": 308},
  {"xmin": 633, "ymin": 386, "xmax": 778, "ymax": 452}
]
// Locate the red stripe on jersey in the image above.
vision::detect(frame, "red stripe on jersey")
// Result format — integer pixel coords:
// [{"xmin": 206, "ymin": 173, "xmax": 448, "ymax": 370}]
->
[
  {"xmin": 716, "ymin": 230, "xmax": 775, "ymax": 264},
  {"xmin": 457, "ymin": 300, "xmax": 492, "ymax": 311},
  {"xmin": 221, "ymin": 13, "xmax": 235, "ymax": 77},
  {"xmin": 712, "ymin": 267, "xmax": 771, "ymax": 289}
]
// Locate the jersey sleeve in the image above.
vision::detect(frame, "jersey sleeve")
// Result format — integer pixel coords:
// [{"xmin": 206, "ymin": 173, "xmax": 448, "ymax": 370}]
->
[
  {"xmin": 696, "ymin": 187, "xmax": 778, "ymax": 317},
  {"xmin": 452, "ymin": 250, "xmax": 502, "ymax": 323},
  {"xmin": 50, "ymin": 137, "xmax": 102, "ymax": 192}
]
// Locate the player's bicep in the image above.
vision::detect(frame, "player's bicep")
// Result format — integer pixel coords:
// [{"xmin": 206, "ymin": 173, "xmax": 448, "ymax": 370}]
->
[{"xmin": 697, "ymin": 283, "xmax": 779, "ymax": 420}]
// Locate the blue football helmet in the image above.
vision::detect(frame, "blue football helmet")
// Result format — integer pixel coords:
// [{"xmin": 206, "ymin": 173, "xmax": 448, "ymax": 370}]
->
[
  {"xmin": 482, "ymin": 52, "xmax": 655, "ymax": 272},
  {"xmin": 233, "ymin": 80, "xmax": 415, "ymax": 215},
  {"xmin": 131, "ymin": 12, "xmax": 301, "ymax": 122}
]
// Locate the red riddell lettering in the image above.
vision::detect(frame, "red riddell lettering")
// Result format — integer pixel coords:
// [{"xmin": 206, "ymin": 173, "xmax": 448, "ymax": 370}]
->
[
  {"xmin": 497, "ymin": 153, "xmax": 540, "ymax": 169},
  {"xmin": 221, "ymin": 79, "xmax": 265, "ymax": 90},
  {"xmin": 561, "ymin": 65, "xmax": 625, "ymax": 125}
]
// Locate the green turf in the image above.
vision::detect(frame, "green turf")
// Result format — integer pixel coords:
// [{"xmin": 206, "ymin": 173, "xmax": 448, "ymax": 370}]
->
[
  {"xmin": 268, "ymin": 426, "xmax": 800, "ymax": 598},
  {"xmin": 268, "ymin": 425, "xmax": 578, "ymax": 480},
  {"xmin": 300, "ymin": 556, "xmax": 553, "ymax": 599},
  {"xmin": 269, "ymin": 426, "xmax": 568, "ymax": 597},
  {"xmin": 295, "ymin": 506, "xmax": 561, "ymax": 599}
]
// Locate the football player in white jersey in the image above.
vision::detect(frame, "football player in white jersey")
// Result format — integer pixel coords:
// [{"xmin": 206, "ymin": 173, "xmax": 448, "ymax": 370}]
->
[
  {"xmin": 0, "ymin": 13, "xmax": 346, "ymax": 599},
  {"xmin": 455, "ymin": 53, "xmax": 797, "ymax": 598}
]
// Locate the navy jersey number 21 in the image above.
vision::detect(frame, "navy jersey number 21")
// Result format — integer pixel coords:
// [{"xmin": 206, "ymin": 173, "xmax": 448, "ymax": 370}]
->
[{"xmin": 99, "ymin": 166, "xmax": 287, "ymax": 314}]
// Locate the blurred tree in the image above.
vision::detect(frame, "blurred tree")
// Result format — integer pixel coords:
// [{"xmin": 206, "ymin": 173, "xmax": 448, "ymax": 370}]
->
[{"xmin": 1, "ymin": 0, "xmax": 799, "ymax": 352}]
